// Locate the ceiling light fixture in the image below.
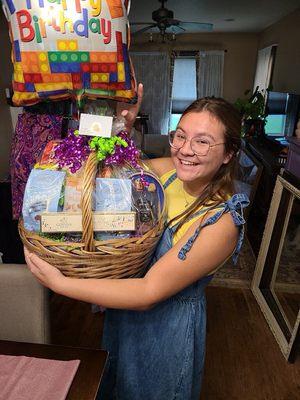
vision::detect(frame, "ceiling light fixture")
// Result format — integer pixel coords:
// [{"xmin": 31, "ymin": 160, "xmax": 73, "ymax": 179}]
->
[{"xmin": 148, "ymin": 31, "xmax": 176, "ymax": 43}]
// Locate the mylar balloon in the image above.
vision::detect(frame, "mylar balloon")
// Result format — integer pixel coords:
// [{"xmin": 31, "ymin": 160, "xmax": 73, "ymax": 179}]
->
[{"xmin": 2, "ymin": 0, "xmax": 136, "ymax": 106}]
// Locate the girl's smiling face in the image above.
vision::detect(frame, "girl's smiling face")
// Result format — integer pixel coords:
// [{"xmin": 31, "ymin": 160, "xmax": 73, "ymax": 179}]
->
[{"xmin": 171, "ymin": 111, "xmax": 232, "ymax": 195}]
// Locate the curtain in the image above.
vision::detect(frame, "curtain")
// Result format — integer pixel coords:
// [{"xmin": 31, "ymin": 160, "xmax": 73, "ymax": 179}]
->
[
  {"xmin": 197, "ymin": 50, "xmax": 224, "ymax": 98},
  {"xmin": 253, "ymin": 45, "xmax": 275, "ymax": 93},
  {"xmin": 130, "ymin": 52, "xmax": 171, "ymax": 134}
]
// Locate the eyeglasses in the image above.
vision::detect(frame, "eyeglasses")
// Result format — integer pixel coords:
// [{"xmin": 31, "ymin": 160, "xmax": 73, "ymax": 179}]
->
[{"xmin": 168, "ymin": 131, "xmax": 225, "ymax": 156}]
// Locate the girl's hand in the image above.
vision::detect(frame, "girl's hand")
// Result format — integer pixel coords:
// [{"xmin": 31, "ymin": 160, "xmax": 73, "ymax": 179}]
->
[
  {"xmin": 116, "ymin": 83, "xmax": 143, "ymax": 132},
  {"xmin": 24, "ymin": 247, "xmax": 65, "ymax": 291}
]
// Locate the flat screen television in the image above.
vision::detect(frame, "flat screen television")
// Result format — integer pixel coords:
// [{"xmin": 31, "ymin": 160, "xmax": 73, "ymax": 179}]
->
[{"xmin": 264, "ymin": 91, "xmax": 300, "ymax": 144}]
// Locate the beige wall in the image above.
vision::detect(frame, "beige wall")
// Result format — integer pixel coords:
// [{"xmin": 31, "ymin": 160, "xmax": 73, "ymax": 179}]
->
[
  {"xmin": 0, "ymin": 12, "xmax": 14, "ymax": 181},
  {"xmin": 131, "ymin": 32, "xmax": 259, "ymax": 104},
  {"xmin": 258, "ymin": 8, "xmax": 300, "ymax": 94}
]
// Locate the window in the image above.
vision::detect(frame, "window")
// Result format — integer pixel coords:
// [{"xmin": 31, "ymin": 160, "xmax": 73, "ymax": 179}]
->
[
  {"xmin": 170, "ymin": 57, "xmax": 197, "ymax": 131},
  {"xmin": 253, "ymin": 45, "xmax": 277, "ymax": 93},
  {"xmin": 264, "ymin": 115, "xmax": 287, "ymax": 136}
]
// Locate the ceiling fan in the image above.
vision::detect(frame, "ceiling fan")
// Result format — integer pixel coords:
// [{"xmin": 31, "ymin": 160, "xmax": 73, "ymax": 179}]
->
[{"xmin": 130, "ymin": 0, "xmax": 213, "ymax": 41}]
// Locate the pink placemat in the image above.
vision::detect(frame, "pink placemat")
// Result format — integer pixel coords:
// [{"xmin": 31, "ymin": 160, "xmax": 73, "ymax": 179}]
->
[{"xmin": 0, "ymin": 354, "xmax": 80, "ymax": 400}]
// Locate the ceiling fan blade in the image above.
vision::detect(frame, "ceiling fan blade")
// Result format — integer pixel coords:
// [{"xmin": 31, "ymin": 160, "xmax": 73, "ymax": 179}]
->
[
  {"xmin": 130, "ymin": 23, "xmax": 155, "ymax": 33},
  {"xmin": 131, "ymin": 24, "xmax": 157, "ymax": 35},
  {"xmin": 163, "ymin": 18, "xmax": 181, "ymax": 26},
  {"xmin": 177, "ymin": 22, "xmax": 213, "ymax": 32},
  {"xmin": 130, "ymin": 22, "xmax": 154, "ymax": 26},
  {"xmin": 165, "ymin": 25, "xmax": 186, "ymax": 34}
]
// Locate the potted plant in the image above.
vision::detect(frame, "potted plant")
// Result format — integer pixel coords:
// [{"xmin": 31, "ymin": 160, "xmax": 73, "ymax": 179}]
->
[{"xmin": 234, "ymin": 87, "xmax": 268, "ymax": 137}]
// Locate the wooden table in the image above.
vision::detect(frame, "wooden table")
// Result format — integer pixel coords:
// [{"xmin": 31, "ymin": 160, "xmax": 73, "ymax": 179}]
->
[{"xmin": 0, "ymin": 340, "xmax": 108, "ymax": 400}]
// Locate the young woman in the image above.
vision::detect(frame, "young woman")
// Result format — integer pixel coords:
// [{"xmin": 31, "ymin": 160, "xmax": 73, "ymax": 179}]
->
[{"xmin": 25, "ymin": 91, "xmax": 249, "ymax": 400}]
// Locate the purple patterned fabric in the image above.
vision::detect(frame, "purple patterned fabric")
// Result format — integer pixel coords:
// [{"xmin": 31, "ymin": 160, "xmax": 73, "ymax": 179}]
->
[{"xmin": 10, "ymin": 112, "xmax": 63, "ymax": 220}]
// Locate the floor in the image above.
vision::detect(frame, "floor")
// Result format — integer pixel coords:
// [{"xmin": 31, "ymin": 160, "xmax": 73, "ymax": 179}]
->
[
  {"xmin": 50, "ymin": 286, "xmax": 300, "ymax": 400},
  {"xmin": 200, "ymin": 287, "xmax": 300, "ymax": 400}
]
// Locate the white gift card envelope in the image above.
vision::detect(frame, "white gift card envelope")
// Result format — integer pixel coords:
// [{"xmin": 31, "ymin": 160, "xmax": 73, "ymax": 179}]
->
[{"xmin": 79, "ymin": 114, "xmax": 113, "ymax": 137}]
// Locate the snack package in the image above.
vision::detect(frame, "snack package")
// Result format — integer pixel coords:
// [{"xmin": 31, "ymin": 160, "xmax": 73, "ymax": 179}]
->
[
  {"xmin": 94, "ymin": 178, "xmax": 132, "ymax": 212},
  {"xmin": 93, "ymin": 176, "xmax": 133, "ymax": 241},
  {"xmin": 38, "ymin": 140, "xmax": 60, "ymax": 168},
  {"xmin": 22, "ymin": 169, "xmax": 66, "ymax": 231},
  {"xmin": 63, "ymin": 176, "xmax": 83, "ymax": 212}
]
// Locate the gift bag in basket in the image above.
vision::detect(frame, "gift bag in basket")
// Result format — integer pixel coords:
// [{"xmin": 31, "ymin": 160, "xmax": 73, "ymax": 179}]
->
[{"xmin": 19, "ymin": 117, "xmax": 166, "ymax": 279}]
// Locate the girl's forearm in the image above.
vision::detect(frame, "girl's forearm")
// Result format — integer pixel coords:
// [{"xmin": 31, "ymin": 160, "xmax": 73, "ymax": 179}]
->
[{"xmin": 55, "ymin": 276, "xmax": 153, "ymax": 310}]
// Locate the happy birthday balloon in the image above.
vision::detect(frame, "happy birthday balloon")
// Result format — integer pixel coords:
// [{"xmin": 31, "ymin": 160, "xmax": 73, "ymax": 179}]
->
[{"xmin": 2, "ymin": 0, "xmax": 136, "ymax": 106}]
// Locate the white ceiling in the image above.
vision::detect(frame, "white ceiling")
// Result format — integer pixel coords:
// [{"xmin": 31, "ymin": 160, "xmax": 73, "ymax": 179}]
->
[{"xmin": 128, "ymin": 0, "xmax": 300, "ymax": 33}]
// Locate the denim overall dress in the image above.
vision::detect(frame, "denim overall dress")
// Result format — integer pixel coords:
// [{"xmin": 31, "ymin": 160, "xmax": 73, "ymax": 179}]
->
[{"xmin": 98, "ymin": 174, "xmax": 249, "ymax": 400}]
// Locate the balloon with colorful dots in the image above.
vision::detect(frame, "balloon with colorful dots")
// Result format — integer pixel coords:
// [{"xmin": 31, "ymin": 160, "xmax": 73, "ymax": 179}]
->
[{"xmin": 2, "ymin": 0, "xmax": 137, "ymax": 106}]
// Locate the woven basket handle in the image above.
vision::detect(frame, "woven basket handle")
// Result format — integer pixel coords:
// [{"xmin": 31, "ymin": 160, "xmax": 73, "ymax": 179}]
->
[{"xmin": 81, "ymin": 152, "xmax": 98, "ymax": 252}]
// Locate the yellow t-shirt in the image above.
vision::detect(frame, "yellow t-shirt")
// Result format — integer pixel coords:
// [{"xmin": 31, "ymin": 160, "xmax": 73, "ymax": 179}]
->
[
  {"xmin": 160, "ymin": 169, "xmax": 235, "ymax": 275},
  {"xmin": 160, "ymin": 169, "xmax": 226, "ymax": 245}
]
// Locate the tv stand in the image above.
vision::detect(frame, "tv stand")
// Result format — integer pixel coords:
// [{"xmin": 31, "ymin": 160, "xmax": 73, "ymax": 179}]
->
[{"xmin": 243, "ymin": 137, "xmax": 285, "ymax": 255}]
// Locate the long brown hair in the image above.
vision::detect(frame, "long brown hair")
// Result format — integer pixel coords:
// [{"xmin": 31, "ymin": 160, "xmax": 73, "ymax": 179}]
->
[{"xmin": 168, "ymin": 97, "xmax": 241, "ymax": 230}]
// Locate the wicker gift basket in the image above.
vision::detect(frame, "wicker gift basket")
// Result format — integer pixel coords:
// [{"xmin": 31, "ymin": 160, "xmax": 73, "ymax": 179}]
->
[{"xmin": 19, "ymin": 132, "xmax": 165, "ymax": 279}]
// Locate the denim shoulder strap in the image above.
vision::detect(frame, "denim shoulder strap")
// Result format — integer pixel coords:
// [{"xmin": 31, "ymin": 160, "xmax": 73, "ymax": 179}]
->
[
  {"xmin": 177, "ymin": 193, "xmax": 250, "ymax": 264},
  {"xmin": 163, "ymin": 172, "xmax": 177, "ymax": 190}
]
